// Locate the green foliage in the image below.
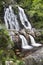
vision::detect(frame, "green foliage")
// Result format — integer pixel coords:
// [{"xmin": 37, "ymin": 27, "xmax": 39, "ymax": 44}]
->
[
  {"xmin": 17, "ymin": 60, "xmax": 25, "ymax": 65},
  {"xmin": 0, "ymin": 28, "xmax": 24, "ymax": 64},
  {"xmin": 17, "ymin": 0, "xmax": 32, "ymax": 9},
  {"xmin": 28, "ymin": 0, "xmax": 43, "ymax": 29},
  {"xmin": 0, "ymin": 0, "xmax": 4, "ymax": 12},
  {"xmin": 29, "ymin": 0, "xmax": 43, "ymax": 16},
  {"xmin": 0, "ymin": 29, "xmax": 13, "ymax": 49}
]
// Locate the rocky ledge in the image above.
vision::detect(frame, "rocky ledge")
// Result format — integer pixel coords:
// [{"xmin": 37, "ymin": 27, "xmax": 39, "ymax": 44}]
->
[{"xmin": 24, "ymin": 47, "xmax": 43, "ymax": 65}]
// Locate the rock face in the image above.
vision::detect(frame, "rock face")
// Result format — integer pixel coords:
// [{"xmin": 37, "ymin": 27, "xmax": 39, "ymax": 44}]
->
[
  {"xmin": 4, "ymin": 0, "xmax": 16, "ymax": 4},
  {"xmin": 24, "ymin": 47, "xmax": 43, "ymax": 65}
]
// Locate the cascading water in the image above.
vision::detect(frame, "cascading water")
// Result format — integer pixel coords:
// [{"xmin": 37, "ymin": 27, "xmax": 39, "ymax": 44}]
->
[
  {"xmin": 29, "ymin": 35, "xmax": 42, "ymax": 47},
  {"xmin": 4, "ymin": 5, "xmax": 20, "ymax": 40},
  {"xmin": 18, "ymin": 6, "xmax": 32, "ymax": 30},
  {"xmin": 19, "ymin": 35, "xmax": 33, "ymax": 49},
  {"xmin": 4, "ymin": 5, "xmax": 42, "ymax": 50},
  {"xmin": 4, "ymin": 5, "xmax": 20, "ymax": 31}
]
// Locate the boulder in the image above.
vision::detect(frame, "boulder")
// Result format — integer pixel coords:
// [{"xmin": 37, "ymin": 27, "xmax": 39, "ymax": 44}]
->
[{"xmin": 24, "ymin": 47, "xmax": 43, "ymax": 65}]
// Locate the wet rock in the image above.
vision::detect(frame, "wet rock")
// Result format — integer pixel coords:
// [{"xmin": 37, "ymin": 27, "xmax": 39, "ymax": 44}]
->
[
  {"xmin": 25, "ymin": 29, "xmax": 35, "ymax": 37},
  {"xmin": 19, "ymin": 29, "xmax": 26, "ymax": 36}
]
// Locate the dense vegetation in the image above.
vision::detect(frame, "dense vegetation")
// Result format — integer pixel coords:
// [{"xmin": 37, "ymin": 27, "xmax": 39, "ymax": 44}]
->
[{"xmin": 0, "ymin": 28, "xmax": 24, "ymax": 65}]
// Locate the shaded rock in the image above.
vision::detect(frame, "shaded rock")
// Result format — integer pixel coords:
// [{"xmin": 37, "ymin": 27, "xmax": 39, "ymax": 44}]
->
[
  {"xmin": 4, "ymin": 0, "xmax": 16, "ymax": 4},
  {"xmin": 24, "ymin": 47, "xmax": 43, "ymax": 65},
  {"xmin": 25, "ymin": 29, "xmax": 35, "ymax": 37},
  {"xmin": 33, "ymin": 28, "xmax": 41, "ymax": 36},
  {"xmin": 35, "ymin": 31, "xmax": 41, "ymax": 37},
  {"xmin": 12, "ymin": 32, "xmax": 22, "ymax": 55}
]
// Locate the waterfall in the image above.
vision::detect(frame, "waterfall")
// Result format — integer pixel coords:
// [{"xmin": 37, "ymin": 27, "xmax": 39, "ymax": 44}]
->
[
  {"xmin": 4, "ymin": 5, "xmax": 42, "ymax": 49},
  {"xmin": 18, "ymin": 6, "xmax": 32, "ymax": 30},
  {"xmin": 29, "ymin": 35, "xmax": 42, "ymax": 47},
  {"xmin": 19, "ymin": 35, "xmax": 33, "ymax": 50},
  {"xmin": 4, "ymin": 5, "xmax": 20, "ymax": 31}
]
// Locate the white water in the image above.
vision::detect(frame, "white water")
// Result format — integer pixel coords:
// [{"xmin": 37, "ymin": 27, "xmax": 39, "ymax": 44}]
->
[
  {"xmin": 4, "ymin": 5, "xmax": 20, "ymax": 31},
  {"xmin": 19, "ymin": 35, "xmax": 33, "ymax": 49},
  {"xmin": 29, "ymin": 35, "xmax": 42, "ymax": 47},
  {"xmin": 18, "ymin": 6, "xmax": 32, "ymax": 30},
  {"xmin": 5, "ymin": 61, "xmax": 13, "ymax": 65}
]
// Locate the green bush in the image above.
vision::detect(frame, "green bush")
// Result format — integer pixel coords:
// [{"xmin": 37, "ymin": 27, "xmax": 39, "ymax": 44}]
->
[
  {"xmin": 0, "ymin": 29, "xmax": 12, "ymax": 49},
  {"xmin": 0, "ymin": 29, "xmax": 14, "ymax": 62}
]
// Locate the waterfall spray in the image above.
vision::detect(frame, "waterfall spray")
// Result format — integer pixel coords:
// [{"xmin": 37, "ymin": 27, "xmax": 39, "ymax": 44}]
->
[
  {"xmin": 19, "ymin": 35, "xmax": 33, "ymax": 49},
  {"xmin": 29, "ymin": 35, "xmax": 42, "ymax": 47}
]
